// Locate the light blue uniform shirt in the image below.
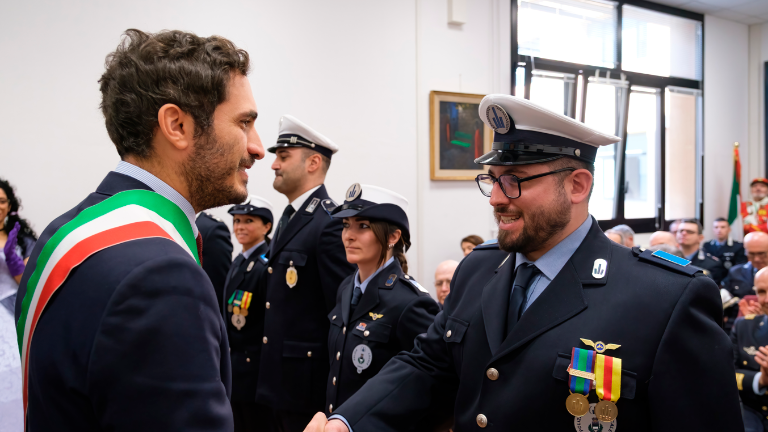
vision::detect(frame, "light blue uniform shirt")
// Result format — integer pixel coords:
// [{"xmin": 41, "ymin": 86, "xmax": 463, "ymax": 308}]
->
[
  {"xmin": 354, "ymin": 257, "xmax": 395, "ymax": 295},
  {"xmin": 115, "ymin": 161, "xmax": 198, "ymax": 237},
  {"xmin": 330, "ymin": 216, "xmax": 594, "ymax": 430},
  {"xmin": 242, "ymin": 241, "xmax": 265, "ymax": 260}
]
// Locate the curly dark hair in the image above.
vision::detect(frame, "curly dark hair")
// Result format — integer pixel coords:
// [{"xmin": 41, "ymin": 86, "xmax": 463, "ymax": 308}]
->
[
  {"xmin": 99, "ymin": 29, "xmax": 250, "ymax": 159},
  {"xmin": 0, "ymin": 178, "xmax": 37, "ymax": 256}
]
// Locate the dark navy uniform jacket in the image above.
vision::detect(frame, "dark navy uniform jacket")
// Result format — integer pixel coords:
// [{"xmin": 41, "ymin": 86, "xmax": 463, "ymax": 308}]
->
[
  {"xmin": 326, "ymin": 259, "xmax": 439, "ymax": 418},
  {"xmin": 732, "ymin": 314, "xmax": 768, "ymax": 425},
  {"xmin": 333, "ymin": 218, "xmax": 743, "ymax": 432},
  {"xmin": 722, "ymin": 262, "xmax": 759, "ymax": 334},
  {"xmin": 688, "ymin": 249, "xmax": 727, "ymax": 285},
  {"xmin": 256, "ymin": 185, "xmax": 356, "ymax": 413},
  {"xmin": 15, "ymin": 172, "xmax": 232, "ymax": 432},
  {"xmin": 223, "ymin": 241, "xmax": 270, "ymax": 402},
  {"xmin": 197, "ymin": 211, "xmax": 234, "ymax": 312},
  {"xmin": 703, "ymin": 239, "xmax": 747, "ymax": 270}
]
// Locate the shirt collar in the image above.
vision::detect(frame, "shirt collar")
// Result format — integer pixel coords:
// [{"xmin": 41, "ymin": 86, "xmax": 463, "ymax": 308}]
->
[
  {"xmin": 115, "ymin": 161, "xmax": 198, "ymax": 237},
  {"xmin": 242, "ymin": 240, "xmax": 265, "ymax": 259},
  {"xmin": 355, "ymin": 256, "xmax": 396, "ymax": 294},
  {"xmin": 515, "ymin": 215, "xmax": 592, "ymax": 281},
  {"xmin": 290, "ymin": 185, "xmax": 321, "ymax": 211}
]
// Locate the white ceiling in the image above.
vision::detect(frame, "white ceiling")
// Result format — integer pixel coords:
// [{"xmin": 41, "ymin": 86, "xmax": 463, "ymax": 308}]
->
[{"xmin": 651, "ymin": 0, "xmax": 768, "ymax": 25}]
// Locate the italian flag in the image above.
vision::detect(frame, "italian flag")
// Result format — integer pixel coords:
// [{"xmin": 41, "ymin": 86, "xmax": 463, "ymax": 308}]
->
[
  {"xmin": 728, "ymin": 144, "xmax": 741, "ymax": 226},
  {"xmin": 16, "ymin": 189, "xmax": 199, "ymax": 421}
]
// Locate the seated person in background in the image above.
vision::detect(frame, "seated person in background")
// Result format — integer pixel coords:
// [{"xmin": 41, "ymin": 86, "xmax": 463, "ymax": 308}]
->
[
  {"xmin": 723, "ymin": 232, "xmax": 768, "ymax": 334},
  {"xmin": 676, "ymin": 218, "xmax": 727, "ymax": 285},
  {"xmin": 604, "ymin": 229, "xmax": 625, "ymax": 245},
  {"xmin": 610, "ymin": 223, "xmax": 635, "ymax": 247},
  {"xmin": 460, "ymin": 235, "xmax": 483, "ymax": 256},
  {"xmin": 731, "ymin": 267, "xmax": 768, "ymax": 432},
  {"xmin": 648, "ymin": 230, "xmax": 680, "ymax": 250},
  {"xmin": 743, "ymin": 178, "xmax": 768, "ymax": 235},
  {"xmin": 669, "ymin": 219, "xmax": 683, "ymax": 235},
  {"xmin": 648, "ymin": 243, "xmax": 685, "ymax": 258},
  {"xmin": 434, "ymin": 260, "xmax": 459, "ymax": 307},
  {"xmin": 703, "ymin": 217, "xmax": 747, "ymax": 270}
]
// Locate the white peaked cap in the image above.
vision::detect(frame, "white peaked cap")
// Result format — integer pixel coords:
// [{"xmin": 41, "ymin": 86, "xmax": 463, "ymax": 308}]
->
[
  {"xmin": 244, "ymin": 195, "xmax": 274, "ymax": 213},
  {"xmin": 275, "ymin": 115, "xmax": 339, "ymax": 155},
  {"xmin": 346, "ymin": 184, "xmax": 409, "ymax": 212}
]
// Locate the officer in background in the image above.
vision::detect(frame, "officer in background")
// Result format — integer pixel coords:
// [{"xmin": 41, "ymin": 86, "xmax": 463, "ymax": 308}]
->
[
  {"xmin": 723, "ymin": 232, "xmax": 768, "ymax": 334},
  {"xmin": 196, "ymin": 211, "xmax": 234, "ymax": 311},
  {"xmin": 325, "ymin": 184, "xmax": 439, "ymax": 423},
  {"xmin": 676, "ymin": 218, "xmax": 727, "ymax": 284},
  {"xmin": 731, "ymin": 267, "xmax": 768, "ymax": 431},
  {"xmin": 256, "ymin": 115, "xmax": 356, "ymax": 431},
  {"xmin": 743, "ymin": 179, "xmax": 768, "ymax": 235},
  {"xmin": 307, "ymin": 94, "xmax": 743, "ymax": 432},
  {"xmin": 703, "ymin": 217, "xmax": 747, "ymax": 270},
  {"xmin": 224, "ymin": 196, "xmax": 274, "ymax": 432}
]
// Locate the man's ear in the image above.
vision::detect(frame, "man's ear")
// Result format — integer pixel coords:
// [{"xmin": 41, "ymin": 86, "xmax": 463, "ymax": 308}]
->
[
  {"xmin": 305, "ymin": 152, "xmax": 322, "ymax": 174},
  {"xmin": 568, "ymin": 169, "xmax": 593, "ymax": 205},
  {"xmin": 157, "ymin": 104, "xmax": 195, "ymax": 151}
]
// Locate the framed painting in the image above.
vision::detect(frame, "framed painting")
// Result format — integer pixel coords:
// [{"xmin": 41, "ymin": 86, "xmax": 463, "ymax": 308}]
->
[{"xmin": 430, "ymin": 91, "xmax": 493, "ymax": 180}]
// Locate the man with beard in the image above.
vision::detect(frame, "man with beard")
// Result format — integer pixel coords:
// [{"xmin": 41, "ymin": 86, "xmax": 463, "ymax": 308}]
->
[
  {"xmin": 743, "ymin": 179, "xmax": 768, "ymax": 235},
  {"xmin": 256, "ymin": 115, "xmax": 356, "ymax": 432},
  {"xmin": 15, "ymin": 29, "xmax": 263, "ymax": 431},
  {"xmin": 306, "ymin": 94, "xmax": 742, "ymax": 432}
]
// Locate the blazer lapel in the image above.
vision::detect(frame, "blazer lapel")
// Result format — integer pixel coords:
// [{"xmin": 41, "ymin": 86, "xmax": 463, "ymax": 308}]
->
[
  {"xmin": 341, "ymin": 280, "xmax": 353, "ymax": 326},
  {"xmin": 228, "ymin": 256, "xmax": 250, "ymax": 292},
  {"xmin": 350, "ymin": 282, "xmax": 381, "ymax": 324},
  {"xmin": 270, "ymin": 186, "xmax": 328, "ymax": 257},
  {"xmin": 481, "ymin": 254, "xmax": 515, "ymax": 355}
]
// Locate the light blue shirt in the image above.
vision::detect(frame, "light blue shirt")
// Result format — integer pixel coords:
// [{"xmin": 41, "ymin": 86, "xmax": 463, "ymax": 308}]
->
[
  {"xmin": 330, "ymin": 216, "xmax": 594, "ymax": 430},
  {"xmin": 514, "ymin": 215, "xmax": 592, "ymax": 312},
  {"xmin": 242, "ymin": 241, "xmax": 265, "ymax": 260},
  {"xmin": 115, "ymin": 161, "xmax": 198, "ymax": 237},
  {"xmin": 354, "ymin": 257, "xmax": 395, "ymax": 295}
]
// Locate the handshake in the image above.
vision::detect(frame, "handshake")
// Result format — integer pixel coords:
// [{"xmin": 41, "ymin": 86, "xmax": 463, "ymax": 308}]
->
[{"xmin": 303, "ymin": 413, "xmax": 350, "ymax": 432}]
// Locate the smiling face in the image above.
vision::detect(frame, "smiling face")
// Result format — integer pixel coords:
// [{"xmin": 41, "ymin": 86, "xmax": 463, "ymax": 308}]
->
[
  {"xmin": 342, "ymin": 217, "xmax": 383, "ymax": 266},
  {"xmin": 489, "ymin": 163, "xmax": 573, "ymax": 255},
  {"xmin": 182, "ymin": 74, "xmax": 264, "ymax": 211},
  {"xmin": 233, "ymin": 214, "xmax": 271, "ymax": 250}
]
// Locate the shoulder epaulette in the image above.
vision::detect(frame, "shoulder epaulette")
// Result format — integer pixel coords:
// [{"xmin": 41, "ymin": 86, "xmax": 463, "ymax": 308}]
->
[
  {"xmin": 401, "ymin": 274, "xmax": 429, "ymax": 294},
  {"xmin": 321, "ymin": 199, "xmax": 338, "ymax": 217},
  {"xmin": 259, "ymin": 254, "xmax": 268, "ymax": 264},
  {"xmin": 473, "ymin": 239, "xmax": 499, "ymax": 251},
  {"xmin": 632, "ymin": 246, "xmax": 701, "ymax": 277},
  {"xmin": 200, "ymin": 211, "xmax": 224, "ymax": 223}
]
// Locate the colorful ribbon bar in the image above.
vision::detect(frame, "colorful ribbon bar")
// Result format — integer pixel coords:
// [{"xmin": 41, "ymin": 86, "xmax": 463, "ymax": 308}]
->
[
  {"xmin": 595, "ymin": 354, "xmax": 622, "ymax": 402},
  {"xmin": 242, "ymin": 291, "xmax": 252, "ymax": 310},
  {"xmin": 234, "ymin": 290, "xmax": 244, "ymax": 307},
  {"xmin": 569, "ymin": 347, "xmax": 596, "ymax": 395},
  {"xmin": 227, "ymin": 291, "xmax": 236, "ymax": 305}
]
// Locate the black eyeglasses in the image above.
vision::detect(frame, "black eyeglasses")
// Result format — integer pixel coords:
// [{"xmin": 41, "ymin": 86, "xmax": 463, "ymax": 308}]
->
[{"xmin": 475, "ymin": 168, "xmax": 577, "ymax": 199}]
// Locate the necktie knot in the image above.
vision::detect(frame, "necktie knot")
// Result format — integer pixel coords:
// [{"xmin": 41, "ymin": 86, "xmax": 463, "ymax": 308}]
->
[
  {"xmin": 506, "ymin": 263, "xmax": 540, "ymax": 337},
  {"xmin": 351, "ymin": 286, "xmax": 363, "ymax": 306},
  {"xmin": 275, "ymin": 204, "xmax": 296, "ymax": 241}
]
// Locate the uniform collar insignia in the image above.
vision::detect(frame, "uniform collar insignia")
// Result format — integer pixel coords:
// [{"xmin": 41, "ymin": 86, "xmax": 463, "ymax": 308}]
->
[
  {"xmin": 581, "ymin": 338, "xmax": 620, "ymax": 354},
  {"xmin": 385, "ymin": 274, "xmax": 396, "ymax": 286},
  {"xmin": 369, "ymin": 312, "xmax": 384, "ymax": 320}
]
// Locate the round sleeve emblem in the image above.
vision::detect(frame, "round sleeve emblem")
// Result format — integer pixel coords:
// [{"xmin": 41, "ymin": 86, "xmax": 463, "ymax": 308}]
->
[{"xmin": 486, "ymin": 104, "xmax": 511, "ymax": 134}]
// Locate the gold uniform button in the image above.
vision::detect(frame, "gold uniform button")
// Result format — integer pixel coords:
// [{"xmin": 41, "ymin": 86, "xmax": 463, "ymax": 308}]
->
[
  {"xmin": 263, "ymin": 337, "xmax": 268, "ymax": 344},
  {"xmin": 246, "ymin": 358, "xmax": 250, "ymax": 363},
  {"xmin": 332, "ymin": 315, "xmax": 337, "ymax": 320},
  {"xmin": 333, "ymin": 377, "xmax": 337, "ymax": 385},
  {"xmin": 446, "ymin": 330, "xmax": 452, "ymax": 338},
  {"xmin": 486, "ymin": 368, "xmax": 499, "ymax": 380},
  {"xmin": 266, "ymin": 302, "xmax": 271, "ymax": 309},
  {"xmin": 268, "ymin": 267, "xmax": 273, "ymax": 274},
  {"xmin": 364, "ymin": 330, "xmax": 370, "ymax": 337},
  {"xmin": 336, "ymin": 352, "xmax": 341, "ymax": 360},
  {"xmin": 476, "ymin": 414, "xmax": 488, "ymax": 428},
  {"xmin": 329, "ymin": 404, "xmax": 333, "ymax": 413},
  {"xmin": 307, "ymin": 351, "xmax": 312, "ymax": 358}
]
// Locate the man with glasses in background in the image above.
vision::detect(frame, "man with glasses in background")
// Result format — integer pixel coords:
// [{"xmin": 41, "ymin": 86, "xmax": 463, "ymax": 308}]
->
[
  {"xmin": 304, "ymin": 94, "xmax": 742, "ymax": 432},
  {"xmin": 723, "ymin": 232, "xmax": 768, "ymax": 334},
  {"xmin": 675, "ymin": 218, "xmax": 726, "ymax": 285}
]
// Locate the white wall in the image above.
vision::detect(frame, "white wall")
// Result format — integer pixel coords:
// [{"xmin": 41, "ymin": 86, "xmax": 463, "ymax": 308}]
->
[{"xmin": 0, "ymin": 0, "xmax": 510, "ymax": 295}]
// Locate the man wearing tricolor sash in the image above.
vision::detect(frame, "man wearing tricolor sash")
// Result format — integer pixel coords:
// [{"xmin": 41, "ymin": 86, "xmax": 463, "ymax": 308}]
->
[
  {"xmin": 15, "ymin": 29, "xmax": 264, "ymax": 431},
  {"xmin": 307, "ymin": 95, "xmax": 743, "ymax": 432}
]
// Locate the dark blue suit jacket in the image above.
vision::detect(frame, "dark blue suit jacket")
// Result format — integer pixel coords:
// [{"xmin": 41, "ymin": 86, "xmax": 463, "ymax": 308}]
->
[
  {"xmin": 15, "ymin": 172, "xmax": 232, "ymax": 432},
  {"xmin": 721, "ymin": 262, "xmax": 758, "ymax": 334},
  {"xmin": 197, "ymin": 211, "xmax": 234, "ymax": 312}
]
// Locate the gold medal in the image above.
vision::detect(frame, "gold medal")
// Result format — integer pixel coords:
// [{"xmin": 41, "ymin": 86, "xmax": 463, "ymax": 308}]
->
[
  {"xmin": 231, "ymin": 313, "xmax": 246, "ymax": 330},
  {"xmin": 594, "ymin": 400, "xmax": 618, "ymax": 422},
  {"xmin": 566, "ymin": 393, "xmax": 590, "ymax": 417},
  {"xmin": 233, "ymin": 306, "xmax": 240, "ymax": 315},
  {"xmin": 286, "ymin": 261, "xmax": 298, "ymax": 288},
  {"xmin": 241, "ymin": 308, "xmax": 249, "ymax": 317}
]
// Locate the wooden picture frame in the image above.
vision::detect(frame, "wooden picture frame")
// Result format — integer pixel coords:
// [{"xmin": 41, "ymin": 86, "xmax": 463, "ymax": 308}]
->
[{"xmin": 430, "ymin": 91, "xmax": 493, "ymax": 180}]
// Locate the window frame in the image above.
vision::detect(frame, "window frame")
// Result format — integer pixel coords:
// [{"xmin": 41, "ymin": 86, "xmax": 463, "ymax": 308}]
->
[{"xmin": 510, "ymin": 0, "xmax": 704, "ymax": 233}]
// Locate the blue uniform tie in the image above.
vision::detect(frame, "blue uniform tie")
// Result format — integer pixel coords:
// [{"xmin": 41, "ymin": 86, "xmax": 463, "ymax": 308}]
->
[
  {"xmin": 506, "ymin": 263, "xmax": 540, "ymax": 337},
  {"xmin": 350, "ymin": 286, "xmax": 363, "ymax": 315},
  {"xmin": 275, "ymin": 204, "xmax": 295, "ymax": 241}
]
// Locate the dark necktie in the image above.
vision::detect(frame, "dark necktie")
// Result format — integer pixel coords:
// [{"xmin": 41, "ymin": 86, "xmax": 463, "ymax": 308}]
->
[
  {"xmin": 230, "ymin": 255, "xmax": 245, "ymax": 279},
  {"xmin": 196, "ymin": 234, "xmax": 203, "ymax": 265},
  {"xmin": 275, "ymin": 204, "xmax": 296, "ymax": 241},
  {"xmin": 506, "ymin": 263, "xmax": 540, "ymax": 337},
  {"xmin": 350, "ymin": 285, "xmax": 363, "ymax": 316}
]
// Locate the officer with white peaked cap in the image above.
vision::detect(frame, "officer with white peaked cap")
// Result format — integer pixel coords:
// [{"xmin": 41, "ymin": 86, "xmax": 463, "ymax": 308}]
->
[
  {"xmin": 306, "ymin": 94, "xmax": 743, "ymax": 432},
  {"xmin": 324, "ymin": 184, "xmax": 439, "ymax": 427},
  {"xmin": 257, "ymin": 115, "xmax": 355, "ymax": 432}
]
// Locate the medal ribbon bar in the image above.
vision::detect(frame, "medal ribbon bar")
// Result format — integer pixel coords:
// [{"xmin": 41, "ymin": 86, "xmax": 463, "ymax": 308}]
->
[
  {"xmin": 569, "ymin": 347, "xmax": 595, "ymax": 395},
  {"xmin": 595, "ymin": 354, "xmax": 621, "ymax": 402}
]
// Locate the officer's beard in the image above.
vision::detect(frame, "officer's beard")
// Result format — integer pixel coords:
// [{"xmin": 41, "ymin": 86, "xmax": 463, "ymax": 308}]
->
[{"xmin": 495, "ymin": 183, "xmax": 571, "ymax": 255}]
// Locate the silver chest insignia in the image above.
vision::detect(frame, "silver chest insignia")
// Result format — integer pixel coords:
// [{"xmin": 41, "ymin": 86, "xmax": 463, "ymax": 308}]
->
[{"xmin": 352, "ymin": 344, "xmax": 373, "ymax": 374}]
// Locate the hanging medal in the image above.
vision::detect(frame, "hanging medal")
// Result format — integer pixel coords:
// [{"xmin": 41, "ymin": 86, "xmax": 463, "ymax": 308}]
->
[
  {"xmin": 566, "ymin": 347, "xmax": 596, "ymax": 417},
  {"xmin": 594, "ymin": 354, "xmax": 621, "ymax": 422},
  {"xmin": 286, "ymin": 260, "xmax": 298, "ymax": 288},
  {"xmin": 231, "ymin": 291, "xmax": 246, "ymax": 330},
  {"xmin": 352, "ymin": 344, "xmax": 373, "ymax": 374}
]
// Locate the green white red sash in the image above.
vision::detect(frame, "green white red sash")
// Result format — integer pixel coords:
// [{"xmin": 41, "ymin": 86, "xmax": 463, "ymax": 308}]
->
[{"xmin": 16, "ymin": 189, "xmax": 199, "ymax": 420}]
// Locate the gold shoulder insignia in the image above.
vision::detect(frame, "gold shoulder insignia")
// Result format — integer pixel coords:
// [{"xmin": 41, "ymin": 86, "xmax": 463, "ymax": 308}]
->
[
  {"xmin": 369, "ymin": 312, "xmax": 384, "ymax": 321},
  {"xmin": 746, "ymin": 314, "xmax": 756, "ymax": 320}
]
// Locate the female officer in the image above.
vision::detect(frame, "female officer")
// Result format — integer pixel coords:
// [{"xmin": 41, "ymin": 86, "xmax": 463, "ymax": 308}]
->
[
  {"xmin": 325, "ymin": 184, "xmax": 440, "ymax": 421},
  {"xmin": 223, "ymin": 196, "xmax": 274, "ymax": 432}
]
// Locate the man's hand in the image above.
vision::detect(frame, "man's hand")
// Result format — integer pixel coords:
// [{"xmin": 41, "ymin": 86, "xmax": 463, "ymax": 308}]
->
[
  {"xmin": 756, "ymin": 346, "xmax": 768, "ymax": 388},
  {"xmin": 739, "ymin": 298, "xmax": 762, "ymax": 317},
  {"xmin": 303, "ymin": 413, "xmax": 349, "ymax": 432}
]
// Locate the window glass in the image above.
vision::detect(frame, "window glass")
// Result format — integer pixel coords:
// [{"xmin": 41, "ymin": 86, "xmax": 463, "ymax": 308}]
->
[
  {"xmin": 518, "ymin": 0, "xmax": 617, "ymax": 68},
  {"xmin": 585, "ymin": 80, "xmax": 623, "ymax": 220},
  {"xmin": 529, "ymin": 70, "xmax": 576, "ymax": 117},
  {"xmin": 624, "ymin": 87, "xmax": 658, "ymax": 219},
  {"xmin": 622, "ymin": 5, "xmax": 702, "ymax": 80},
  {"xmin": 664, "ymin": 88, "xmax": 700, "ymax": 220},
  {"xmin": 515, "ymin": 66, "xmax": 526, "ymax": 97}
]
